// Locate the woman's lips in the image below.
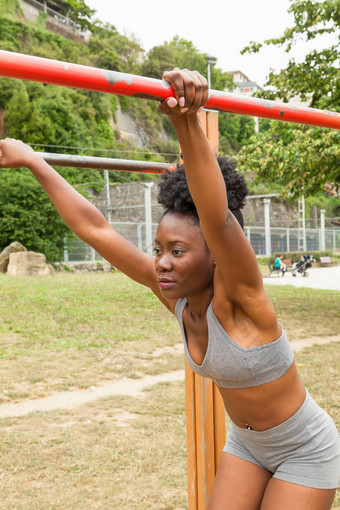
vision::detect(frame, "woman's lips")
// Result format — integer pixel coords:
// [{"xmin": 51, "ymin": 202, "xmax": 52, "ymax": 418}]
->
[{"xmin": 159, "ymin": 280, "xmax": 175, "ymax": 289}]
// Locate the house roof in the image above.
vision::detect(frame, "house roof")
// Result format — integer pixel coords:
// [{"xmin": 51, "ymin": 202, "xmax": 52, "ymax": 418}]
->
[{"xmin": 226, "ymin": 70, "xmax": 251, "ymax": 82}]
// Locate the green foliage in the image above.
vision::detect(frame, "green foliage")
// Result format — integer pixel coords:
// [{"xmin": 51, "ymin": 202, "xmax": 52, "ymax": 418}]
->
[
  {"xmin": 242, "ymin": 0, "xmax": 339, "ymax": 109},
  {"xmin": 0, "ymin": 15, "xmax": 90, "ymax": 61},
  {"xmin": 90, "ymin": 21, "xmax": 118, "ymax": 38},
  {"xmin": 141, "ymin": 44, "xmax": 176, "ymax": 79},
  {"xmin": 88, "ymin": 35, "xmax": 121, "ymax": 71},
  {"xmin": 247, "ymin": 179, "xmax": 284, "ymax": 196},
  {"xmin": 240, "ymin": 0, "xmax": 340, "ymax": 196},
  {"xmin": 0, "ymin": 168, "xmax": 71, "ymax": 261},
  {"xmin": 238, "ymin": 123, "xmax": 340, "ymax": 196},
  {"xmin": 0, "ymin": 0, "xmax": 22, "ymax": 18},
  {"xmin": 63, "ymin": 0, "xmax": 96, "ymax": 30},
  {"xmin": 0, "ymin": 77, "xmax": 22, "ymax": 109},
  {"xmin": 305, "ymin": 193, "xmax": 339, "ymax": 218},
  {"xmin": 3, "ymin": 82, "xmax": 116, "ymax": 154},
  {"xmin": 150, "ymin": 138, "xmax": 179, "ymax": 164},
  {"xmin": 0, "ymin": 16, "xmax": 21, "ymax": 51},
  {"xmin": 219, "ymin": 112, "xmax": 255, "ymax": 154},
  {"xmin": 58, "ymin": 167, "xmax": 104, "ymax": 193},
  {"xmin": 89, "ymin": 23, "xmax": 143, "ymax": 72},
  {"xmin": 141, "ymin": 36, "xmax": 233, "ymax": 91}
]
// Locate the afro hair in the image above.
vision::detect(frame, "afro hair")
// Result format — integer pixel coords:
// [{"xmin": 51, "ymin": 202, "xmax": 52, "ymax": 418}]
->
[{"xmin": 157, "ymin": 156, "xmax": 248, "ymax": 227}]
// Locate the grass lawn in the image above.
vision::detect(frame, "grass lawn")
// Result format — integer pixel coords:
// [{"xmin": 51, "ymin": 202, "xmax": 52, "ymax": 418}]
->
[{"xmin": 0, "ymin": 272, "xmax": 339, "ymax": 508}]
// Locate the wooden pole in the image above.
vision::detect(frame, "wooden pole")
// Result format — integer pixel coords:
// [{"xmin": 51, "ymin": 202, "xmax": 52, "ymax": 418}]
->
[
  {"xmin": 186, "ymin": 362, "xmax": 198, "ymax": 509},
  {"xmin": 185, "ymin": 110, "xmax": 226, "ymax": 510}
]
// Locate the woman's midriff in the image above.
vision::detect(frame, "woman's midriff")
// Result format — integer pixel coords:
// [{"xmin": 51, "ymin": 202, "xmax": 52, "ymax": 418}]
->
[{"xmin": 218, "ymin": 361, "xmax": 306, "ymax": 431}]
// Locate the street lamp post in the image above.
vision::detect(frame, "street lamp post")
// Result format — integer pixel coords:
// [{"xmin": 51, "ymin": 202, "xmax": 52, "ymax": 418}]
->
[{"xmin": 206, "ymin": 55, "xmax": 217, "ymax": 88}]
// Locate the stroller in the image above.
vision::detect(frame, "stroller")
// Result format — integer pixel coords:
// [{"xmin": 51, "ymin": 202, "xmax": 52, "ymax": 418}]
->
[{"xmin": 292, "ymin": 255, "xmax": 314, "ymax": 278}]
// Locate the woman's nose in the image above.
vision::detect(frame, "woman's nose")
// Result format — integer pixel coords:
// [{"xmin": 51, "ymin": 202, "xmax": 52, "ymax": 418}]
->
[{"xmin": 156, "ymin": 253, "xmax": 173, "ymax": 271}]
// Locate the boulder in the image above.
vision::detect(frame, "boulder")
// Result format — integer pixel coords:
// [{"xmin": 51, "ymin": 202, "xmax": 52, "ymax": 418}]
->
[
  {"xmin": 0, "ymin": 242, "xmax": 27, "ymax": 273},
  {"xmin": 7, "ymin": 251, "xmax": 54, "ymax": 276}
]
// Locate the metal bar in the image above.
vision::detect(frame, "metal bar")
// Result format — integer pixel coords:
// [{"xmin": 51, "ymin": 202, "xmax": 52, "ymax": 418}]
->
[
  {"xmin": 286, "ymin": 227, "xmax": 290, "ymax": 252},
  {"xmin": 264, "ymin": 199, "xmax": 272, "ymax": 256},
  {"xmin": 37, "ymin": 152, "xmax": 177, "ymax": 174},
  {"xmin": 104, "ymin": 169, "xmax": 111, "ymax": 223},
  {"xmin": 144, "ymin": 182, "xmax": 154, "ymax": 256},
  {"xmin": 0, "ymin": 50, "xmax": 339, "ymax": 129},
  {"xmin": 320, "ymin": 209, "xmax": 326, "ymax": 251}
]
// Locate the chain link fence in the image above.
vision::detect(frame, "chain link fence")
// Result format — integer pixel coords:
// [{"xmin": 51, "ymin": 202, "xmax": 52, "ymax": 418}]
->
[{"xmin": 63, "ymin": 224, "xmax": 340, "ymax": 263}]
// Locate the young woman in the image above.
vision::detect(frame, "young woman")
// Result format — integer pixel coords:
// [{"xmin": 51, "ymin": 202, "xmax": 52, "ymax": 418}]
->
[{"xmin": 0, "ymin": 68, "xmax": 339, "ymax": 509}]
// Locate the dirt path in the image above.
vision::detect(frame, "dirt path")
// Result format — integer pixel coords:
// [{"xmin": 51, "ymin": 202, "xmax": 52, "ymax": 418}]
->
[
  {"xmin": 0, "ymin": 370, "xmax": 185, "ymax": 419},
  {"xmin": 0, "ymin": 336, "xmax": 339, "ymax": 419},
  {"xmin": 290, "ymin": 335, "xmax": 340, "ymax": 352}
]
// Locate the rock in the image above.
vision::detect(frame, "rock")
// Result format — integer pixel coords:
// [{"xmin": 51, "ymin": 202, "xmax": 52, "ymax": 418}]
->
[
  {"xmin": 7, "ymin": 251, "xmax": 54, "ymax": 276},
  {"xmin": 0, "ymin": 242, "xmax": 27, "ymax": 273},
  {"xmin": 55, "ymin": 261, "xmax": 112, "ymax": 273},
  {"xmin": 47, "ymin": 264, "xmax": 55, "ymax": 275}
]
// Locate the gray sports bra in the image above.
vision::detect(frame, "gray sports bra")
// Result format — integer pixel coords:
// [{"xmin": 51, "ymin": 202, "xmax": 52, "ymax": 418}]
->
[{"xmin": 175, "ymin": 298, "xmax": 294, "ymax": 389}]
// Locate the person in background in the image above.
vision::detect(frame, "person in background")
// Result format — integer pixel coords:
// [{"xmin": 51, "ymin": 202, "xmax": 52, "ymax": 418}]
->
[{"xmin": 274, "ymin": 254, "xmax": 287, "ymax": 275}]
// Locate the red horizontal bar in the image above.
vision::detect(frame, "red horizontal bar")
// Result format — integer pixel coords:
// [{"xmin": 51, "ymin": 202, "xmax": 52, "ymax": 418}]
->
[
  {"xmin": 0, "ymin": 50, "xmax": 339, "ymax": 129},
  {"xmin": 38, "ymin": 152, "xmax": 176, "ymax": 173}
]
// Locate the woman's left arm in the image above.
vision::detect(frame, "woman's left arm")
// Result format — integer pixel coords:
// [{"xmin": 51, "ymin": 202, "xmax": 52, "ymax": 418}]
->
[{"xmin": 159, "ymin": 69, "xmax": 264, "ymax": 302}]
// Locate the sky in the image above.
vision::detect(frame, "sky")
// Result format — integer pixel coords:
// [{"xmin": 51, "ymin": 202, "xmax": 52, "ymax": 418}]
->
[{"xmin": 84, "ymin": 0, "xmax": 324, "ymax": 88}]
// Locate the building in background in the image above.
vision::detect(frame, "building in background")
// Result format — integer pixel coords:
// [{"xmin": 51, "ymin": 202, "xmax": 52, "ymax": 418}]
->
[{"xmin": 226, "ymin": 70, "xmax": 264, "ymax": 96}]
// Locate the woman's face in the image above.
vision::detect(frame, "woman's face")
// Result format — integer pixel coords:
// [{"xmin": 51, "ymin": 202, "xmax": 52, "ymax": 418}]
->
[{"xmin": 154, "ymin": 212, "xmax": 215, "ymax": 300}]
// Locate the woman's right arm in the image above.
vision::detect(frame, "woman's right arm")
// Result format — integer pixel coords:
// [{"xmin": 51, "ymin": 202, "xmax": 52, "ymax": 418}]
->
[{"xmin": 0, "ymin": 139, "xmax": 167, "ymax": 302}]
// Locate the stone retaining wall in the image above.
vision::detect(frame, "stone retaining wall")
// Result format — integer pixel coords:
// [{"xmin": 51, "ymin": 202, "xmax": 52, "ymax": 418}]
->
[{"xmin": 90, "ymin": 181, "xmax": 300, "ymax": 228}]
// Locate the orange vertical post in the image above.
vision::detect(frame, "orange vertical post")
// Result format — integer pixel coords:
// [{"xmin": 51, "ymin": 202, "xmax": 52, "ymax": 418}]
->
[
  {"xmin": 194, "ymin": 375, "xmax": 217, "ymax": 508},
  {"xmin": 213, "ymin": 382, "xmax": 226, "ymax": 468},
  {"xmin": 205, "ymin": 110, "xmax": 219, "ymax": 157},
  {"xmin": 186, "ymin": 362, "xmax": 198, "ymax": 509},
  {"xmin": 185, "ymin": 110, "xmax": 226, "ymax": 510}
]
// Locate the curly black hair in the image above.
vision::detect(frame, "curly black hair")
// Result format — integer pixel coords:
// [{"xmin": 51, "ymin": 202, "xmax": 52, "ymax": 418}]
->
[{"xmin": 157, "ymin": 156, "xmax": 248, "ymax": 228}]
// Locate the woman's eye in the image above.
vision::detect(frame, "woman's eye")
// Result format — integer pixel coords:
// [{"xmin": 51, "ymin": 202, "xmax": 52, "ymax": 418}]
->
[
  {"xmin": 154, "ymin": 247, "xmax": 161, "ymax": 255},
  {"xmin": 173, "ymin": 249, "xmax": 183, "ymax": 256}
]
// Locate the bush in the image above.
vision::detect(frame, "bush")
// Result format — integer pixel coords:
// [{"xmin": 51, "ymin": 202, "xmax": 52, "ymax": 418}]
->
[{"xmin": 0, "ymin": 168, "xmax": 71, "ymax": 261}]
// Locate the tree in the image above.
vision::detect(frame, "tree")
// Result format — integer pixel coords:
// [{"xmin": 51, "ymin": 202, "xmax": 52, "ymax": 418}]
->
[
  {"xmin": 63, "ymin": 0, "xmax": 96, "ymax": 30},
  {"xmin": 141, "ymin": 36, "xmax": 233, "ymax": 91},
  {"xmin": 238, "ymin": 0, "xmax": 340, "ymax": 196},
  {"xmin": 0, "ymin": 168, "xmax": 71, "ymax": 261},
  {"xmin": 219, "ymin": 113, "xmax": 255, "ymax": 155}
]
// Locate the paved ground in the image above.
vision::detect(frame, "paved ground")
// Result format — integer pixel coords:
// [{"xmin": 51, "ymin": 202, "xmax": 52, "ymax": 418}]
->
[{"xmin": 263, "ymin": 265, "xmax": 340, "ymax": 291}]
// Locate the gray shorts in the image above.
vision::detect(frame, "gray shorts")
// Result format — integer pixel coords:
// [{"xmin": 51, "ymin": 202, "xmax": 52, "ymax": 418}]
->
[{"xmin": 223, "ymin": 389, "xmax": 340, "ymax": 489}]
